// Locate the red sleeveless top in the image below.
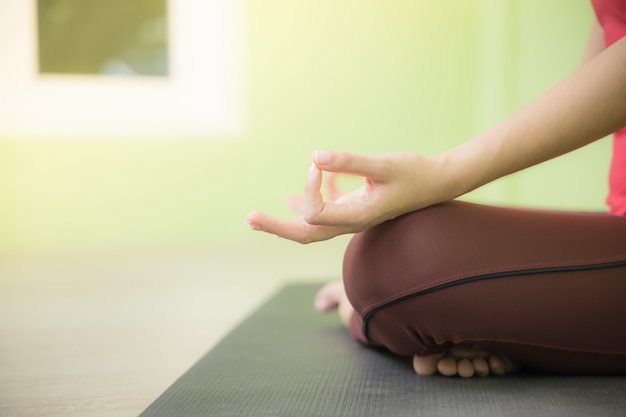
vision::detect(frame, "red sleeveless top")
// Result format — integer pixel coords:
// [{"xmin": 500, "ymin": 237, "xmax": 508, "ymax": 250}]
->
[{"xmin": 591, "ymin": 0, "xmax": 626, "ymax": 215}]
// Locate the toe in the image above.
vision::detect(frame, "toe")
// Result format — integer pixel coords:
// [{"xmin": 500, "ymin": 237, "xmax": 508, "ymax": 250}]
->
[
  {"xmin": 413, "ymin": 352, "xmax": 445, "ymax": 376},
  {"xmin": 472, "ymin": 357, "xmax": 490, "ymax": 376},
  {"xmin": 457, "ymin": 358, "xmax": 475, "ymax": 378},
  {"xmin": 313, "ymin": 281, "xmax": 343, "ymax": 312},
  {"xmin": 437, "ymin": 356, "xmax": 458, "ymax": 376},
  {"xmin": 488, "ymin": 355, "xmax": 507, "ymax": 376},
  {"xmin": 314, "ymin": 281, "xmax": 354, "ymax": 328}
]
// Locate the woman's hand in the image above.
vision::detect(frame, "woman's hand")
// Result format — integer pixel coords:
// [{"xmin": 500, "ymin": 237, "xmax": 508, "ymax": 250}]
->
[
  {"xmin": 246, "ymin": 150, "xmax": 452, "ymax": 244},
  {"xmin": 251, "ymin": 38, "xmax": 626, "ymax": 242}
]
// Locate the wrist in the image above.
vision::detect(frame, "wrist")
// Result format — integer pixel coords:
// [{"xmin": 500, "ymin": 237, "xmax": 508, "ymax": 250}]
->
[{"xmin": 435, "ymin": 145, "xmax": 484, "ymax": 201}]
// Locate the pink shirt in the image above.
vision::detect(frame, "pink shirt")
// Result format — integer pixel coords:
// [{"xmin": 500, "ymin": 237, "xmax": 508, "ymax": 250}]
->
[{"xmin": 591, "ymin": 0, "xmax": 626, "ymax": 215}]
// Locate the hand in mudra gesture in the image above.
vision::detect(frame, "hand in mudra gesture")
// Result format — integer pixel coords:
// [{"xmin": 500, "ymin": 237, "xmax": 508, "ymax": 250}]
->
[{"xmin": 246, "ymin": 150, "xmax": 451, "ymax": 244}]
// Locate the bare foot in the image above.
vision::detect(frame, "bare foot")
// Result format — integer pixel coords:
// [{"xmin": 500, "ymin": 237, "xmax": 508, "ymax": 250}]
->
[
  {"xmin": 315, "ymin": 281, "xmax": 520, "ymax": 378},
  {"xmin": 314, "ymin": 281, "xmax": 354, "ymax": 327},
  {"xmin": 413, "ymin": 346, "xmax": 520, "ymax": 378}
]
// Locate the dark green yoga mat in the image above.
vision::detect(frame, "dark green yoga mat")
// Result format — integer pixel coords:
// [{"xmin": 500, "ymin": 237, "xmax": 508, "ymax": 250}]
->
[{"xmin": 140, "ymin": 284, "xmax": 626, "ymax": 417}]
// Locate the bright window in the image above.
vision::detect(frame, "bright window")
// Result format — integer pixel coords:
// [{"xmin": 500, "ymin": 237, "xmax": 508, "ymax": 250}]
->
[{"xmin": 0, "ymin": 0, "xmax": 243, "ymax": 139}]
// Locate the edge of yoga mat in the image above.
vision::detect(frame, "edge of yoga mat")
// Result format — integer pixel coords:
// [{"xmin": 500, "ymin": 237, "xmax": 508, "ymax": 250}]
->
[{"xmin": 139, "ymin": 283, "xmax": 626, "ymax": 417}]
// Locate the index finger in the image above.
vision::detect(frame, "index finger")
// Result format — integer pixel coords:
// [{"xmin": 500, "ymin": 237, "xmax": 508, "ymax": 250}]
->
[{"xmin": 313, "ymin": 150, "xmax": 388, "ymax": 178}]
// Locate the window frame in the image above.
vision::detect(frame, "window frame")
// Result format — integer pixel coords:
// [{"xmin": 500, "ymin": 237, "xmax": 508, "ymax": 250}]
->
[{"xmin": 0, "ymin": 0, "xmax": 243, "ymax": 139}]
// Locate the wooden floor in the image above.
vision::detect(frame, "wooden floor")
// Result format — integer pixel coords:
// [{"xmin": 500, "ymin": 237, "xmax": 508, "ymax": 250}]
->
[{"xmin": 0, "ymin": 239, "xmax": 349, "ymax": 417}]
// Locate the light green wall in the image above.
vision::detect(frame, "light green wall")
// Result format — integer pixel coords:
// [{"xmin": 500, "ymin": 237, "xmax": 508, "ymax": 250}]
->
[
  {"xmin": 464, "ymin": 0, "xmax": 610, "ymax": 208},
  {"xmin": 0, "ymin": 0, "xmax": 605, "ymax": 251}
]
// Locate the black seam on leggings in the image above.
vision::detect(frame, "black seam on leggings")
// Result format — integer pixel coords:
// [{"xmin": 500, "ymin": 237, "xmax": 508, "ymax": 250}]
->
[{"xmin": 361, "ymin": 259, "xmax": 626, "ymax": 342}]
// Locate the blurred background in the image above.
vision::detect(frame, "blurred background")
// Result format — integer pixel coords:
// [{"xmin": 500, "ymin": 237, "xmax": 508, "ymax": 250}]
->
[
  {"xmin": 0, "ymin": 0, "xmax": 608, "ymax": 253},
  {"xmin": 0, "ymin": 1, "xmax": 613, "ymax": 414}
]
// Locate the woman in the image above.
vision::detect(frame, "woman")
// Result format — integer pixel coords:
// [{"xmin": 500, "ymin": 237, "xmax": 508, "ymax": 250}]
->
[{"xmin": 247, "ymin": 0, "xmax": 626, "ymax": 377}]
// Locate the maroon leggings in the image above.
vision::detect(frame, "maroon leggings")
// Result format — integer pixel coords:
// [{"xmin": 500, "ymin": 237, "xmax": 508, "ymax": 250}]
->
[{"xmin": 343, "ymin": 201, "xmax": 626, "ymax": 375}]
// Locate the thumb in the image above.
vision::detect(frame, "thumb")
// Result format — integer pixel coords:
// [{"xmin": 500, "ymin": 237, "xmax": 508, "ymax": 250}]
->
[{"xmin": 313, "ymin": 150, "xmax": 385, "ymax": 178}]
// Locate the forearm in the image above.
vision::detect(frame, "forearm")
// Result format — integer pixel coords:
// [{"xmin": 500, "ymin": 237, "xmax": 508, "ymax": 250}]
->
[{"xmin": 440, "ymin": 36, "xmax": 626, "ymax": 199}]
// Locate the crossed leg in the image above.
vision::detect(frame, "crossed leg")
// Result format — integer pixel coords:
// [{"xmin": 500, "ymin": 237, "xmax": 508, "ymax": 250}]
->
[
  {"xmin": 318, "ymin": 201, "xmax": 626, "ymax": 377},
  {"xmin": 314, "ymin": 281, "xmax": 519, "ymax": 378}
]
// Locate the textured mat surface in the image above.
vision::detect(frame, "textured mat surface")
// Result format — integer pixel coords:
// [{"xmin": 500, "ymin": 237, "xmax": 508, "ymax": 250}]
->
[{"xmin": 140, "ymin": 284, "xmax": 626, "ymax": 417}]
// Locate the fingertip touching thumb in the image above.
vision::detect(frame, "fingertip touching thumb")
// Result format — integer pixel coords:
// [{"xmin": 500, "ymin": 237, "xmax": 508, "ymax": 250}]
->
[
  {"xmin": 313, "ymin": 150, "xmax": 375, "ymax": 177},
  {"xmin": 313, "ymin": 150, "xmax": 333, "ymax": 166}
]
